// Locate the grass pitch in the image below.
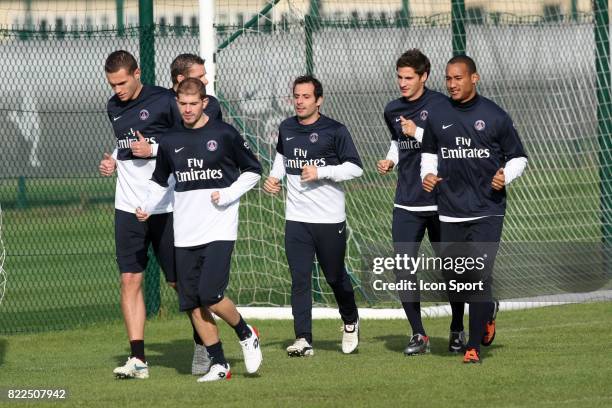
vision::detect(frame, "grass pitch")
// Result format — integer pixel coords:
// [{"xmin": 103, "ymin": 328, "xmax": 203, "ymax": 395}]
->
[{"xmin": 0, "ymin": 302, "xmax": 611, "ymax": 407}]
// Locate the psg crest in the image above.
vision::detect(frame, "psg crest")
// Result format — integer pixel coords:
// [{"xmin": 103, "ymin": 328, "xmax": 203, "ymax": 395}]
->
[
  {"xmin": 420, "ymin": 110, "xmax": 428, "ymax": 121},
  {"xmin": 309, "ymin": 133, "xmax": 319, "ymax": 143},
  {"xmin": 139, "ymin": 109, "xmax": 150, "ymax": 121},
  {"xmin": 474, "ymin": 120, "xmax": 486, "ymax": 131},
  {"xmin": 207, "ymin": 140, "xmax": 218, "ymax": 151}
]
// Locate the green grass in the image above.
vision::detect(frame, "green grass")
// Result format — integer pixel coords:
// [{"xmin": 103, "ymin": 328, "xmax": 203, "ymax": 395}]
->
[{"xmin": 0, "ymin": 303, "xmax": 611, "ymax": 407}]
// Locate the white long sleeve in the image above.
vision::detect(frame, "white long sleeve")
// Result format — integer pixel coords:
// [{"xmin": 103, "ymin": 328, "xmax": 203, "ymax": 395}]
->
[
  {"xmin": 216, "ymin": 172, "xmax": 261, "ymax": 206},
  {"xmin": 420, "ymin": 153, "xmax": 438, "ymax": 181},
  {"xmin": 317, "ymin": 162, "xmax": 363, "ymax": 182},
  {"xmin": 414, "ymin": 126, "xmax": 424, "ymax": 143},
  {"xmin": 111, "ymin": 148, "xmax": 118, "ymax": 160},
  {"xmin": 140, "ymin": 179, "xmax": 172, "ymax": 214},
  {"xmin": 269, "ymin": 152, "xmax": 286, "ymax": 180},
  {"xmin": 503, "ymin": 157, "xmax": 528, "ymax": 185},
  {"xmin": 385, "ymin": 141, "xmax": 399, "ymax": 165},
  {"xmin": 150, "ymin": 143, "xmax": 159, "ymax": 157}
]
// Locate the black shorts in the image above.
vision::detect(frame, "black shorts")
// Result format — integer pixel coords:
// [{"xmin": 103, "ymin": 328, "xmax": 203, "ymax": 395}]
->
[
  {"xmin": 114, "ymin": 209, "xmax": 176, "ymax": 283},
  {"xmin": 175, "ymin": 241, "xmax": 235, "ymax": 311}
]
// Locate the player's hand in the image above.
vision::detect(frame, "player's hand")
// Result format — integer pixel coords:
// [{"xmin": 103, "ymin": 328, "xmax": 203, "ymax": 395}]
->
[
  {"xmin": 135, "ymin": 207, "xmax": 150, "ymax": 222},
  {"xmin": 301, "ymin": 165, "xmax": 318, "ymax": 182},
  {"xmin": 400, "ymin": 116, "xmax": 417, "ymax": 138},
  {"xmin": 211, "ymin": 191, "xmax": 220, "ymax": 205},
  {"xmin": 492, "ymin": 168, "xmax": 505, "ymax": 191},
  {"xmin": 377, "ymin": 159, "xmax": 395, "ymax": 175},
  {"xmin": 130, "ymin": 131, "xmax": 152, "ymax": 158},
  {"xmin": 98, "ymin": 152, "xmax": 116, "ymax": 176},
  {"xmin": 422, "ymin": 173, "xmax": 442, "ymax": 192},
  {"xmin": 263, "ymin": 177, "xmax": 281, "ymax": 194}
]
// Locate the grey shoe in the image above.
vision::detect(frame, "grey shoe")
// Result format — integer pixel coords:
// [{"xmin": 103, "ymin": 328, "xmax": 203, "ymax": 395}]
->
[
  {"xmin": 192, "ymin": 343, "xmax": 211, "ymax": 375},
  {"xmin": 449, "ymin": 331, "xmax": 466, "ymax": 353},
  {"xmin": 403, "ymin": 333, "xmax": 430, "ymax": 356}
]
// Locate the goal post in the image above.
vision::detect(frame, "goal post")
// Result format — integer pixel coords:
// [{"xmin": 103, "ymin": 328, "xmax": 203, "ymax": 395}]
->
[{"xmin": 199, "ymin": 0, "xmax": 217, "ymax": 97}]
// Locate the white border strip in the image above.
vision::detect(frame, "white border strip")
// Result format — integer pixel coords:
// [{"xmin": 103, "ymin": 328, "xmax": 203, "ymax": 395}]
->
[{"xmin": 237, "ymin": 290, "xmax": 612, "ymax": 320}]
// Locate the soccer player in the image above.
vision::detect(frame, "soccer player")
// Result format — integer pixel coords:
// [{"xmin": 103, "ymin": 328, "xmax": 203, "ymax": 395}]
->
[
  {"xmin": 168, "ymin": 52, "xmax": 223, "ymax": 376},
  {"xmin": 421, "ymin": 55, "xmax": 528, "ymax": 363},
  {"xmin": 136, "ymin": 78, "xmax": 263, "ymax": 382},
  {"xmin": 169, "ymin": 53, "xmax": 222, "ymax": 121},
  {"xmin": 263, "ymin": 75, "xmax": 363, "ymax": 357},
  {"xmin": 99, "ymin": 50, "xmax": 179, "ymax": 378},
  {"xmin": 377, "ymin": 49, "xmax": 466, "ymax": 355}
]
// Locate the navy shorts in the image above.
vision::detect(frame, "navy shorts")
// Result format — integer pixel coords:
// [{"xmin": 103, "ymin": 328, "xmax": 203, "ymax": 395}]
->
[
  {"xmin": 175, "ymin": 241, "xmax": 235, "ymax": 311},
  {"xmin": 114, "ymin": 209, "xmax": 176, "ymax": 283}
]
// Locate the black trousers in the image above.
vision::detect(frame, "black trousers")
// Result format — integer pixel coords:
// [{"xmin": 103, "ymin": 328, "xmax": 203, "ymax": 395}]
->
[
  {"xmin": 285, "ymin": 220, "xmax": 358, "ymax": 343},
  {"xmin": 392, "ymin": 208, "xmax": 440, "ymax": 303},
  {"xmin": 440, "ymin": 216, "xmax": 504, "ymax": 350}
]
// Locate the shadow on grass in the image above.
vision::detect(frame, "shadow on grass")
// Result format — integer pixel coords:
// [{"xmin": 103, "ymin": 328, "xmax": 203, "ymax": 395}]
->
[
  {"xmin": 143, "ymin": 340, "xmax": 249, "ymax": 374},
  {"xmin": 263, "ymin": 338, "xmax": 351, "ymax": 355},
  {"xmin": 375, "ymin": 334, "xmax": 504, "ymax": 358},
  {"xmin": 113, "ymin": 339, "xmax": 195, "ymax": 375}
]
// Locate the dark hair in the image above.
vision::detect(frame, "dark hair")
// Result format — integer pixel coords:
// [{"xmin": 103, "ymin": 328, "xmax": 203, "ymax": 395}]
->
[
  {"xmin": 176, "ymin": 77, "xmax": 207, "ymax": 99},
  {"xmin": 105, "ymin": 50, "xmax": 138, "ymax": 74},
  {"xmin": 447, "ymin": 55, "xmax": 477, "ymax": 74},
  {"xmin": 170, "ymin": 53, "xmax": 205, "ymax": 85},
  {"xmin": 293, "ymin": 75, "xmax": 323, "ymax": 99},
  {"xmin": 396, "ymin": 49, "xmax": 431, "ymax": 77}
]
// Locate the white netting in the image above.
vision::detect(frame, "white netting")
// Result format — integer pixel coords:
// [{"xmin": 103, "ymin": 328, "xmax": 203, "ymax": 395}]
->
[
  {"xmin": 215, "ymin": 0, "xmax": 611, "ymax": 305},
  {"xmin": 0, "ymin": 2, "xmax": 609, "ymax": 334}
]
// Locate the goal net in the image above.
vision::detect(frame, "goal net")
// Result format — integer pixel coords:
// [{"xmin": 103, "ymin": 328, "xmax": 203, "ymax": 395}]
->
[{"xmin": 0, "ymin": 0, "xmax": 609, "ymax": 333}]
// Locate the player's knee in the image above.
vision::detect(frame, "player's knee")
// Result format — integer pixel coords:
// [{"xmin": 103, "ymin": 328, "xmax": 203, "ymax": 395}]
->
[
  {"xmin": 121, "ymin": 273, "xmax": 143, "ymax": 288},
  {"xmin": 189, "ymin": 307, "xmax": 207, "ymax": 324}
]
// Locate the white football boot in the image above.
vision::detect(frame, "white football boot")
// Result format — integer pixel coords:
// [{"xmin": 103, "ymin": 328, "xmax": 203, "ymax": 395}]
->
[
  {"xmin": 286, "ymin": 337, "xmax": 314, "ymax": 357},
  {"xmin": 197, "ymin": 363, "xmax": 231, "ymax": 382},
  {"xmin": 341, "ymin": 319, "xmax": 360, "ymax": 354},
  {"xmin": 239, "ymin": 325, "xmax": 263, "ymax": 374},
  {"xmin": 113, "ymin": 357, "xmax": 149, "ymax": 379}
]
